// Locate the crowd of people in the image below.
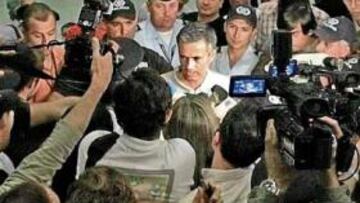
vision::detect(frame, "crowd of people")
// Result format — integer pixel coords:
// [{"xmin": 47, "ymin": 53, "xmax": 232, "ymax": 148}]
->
[{"xmin": 0, "ymin": 0, "xmax": 359, "ymax": 202}]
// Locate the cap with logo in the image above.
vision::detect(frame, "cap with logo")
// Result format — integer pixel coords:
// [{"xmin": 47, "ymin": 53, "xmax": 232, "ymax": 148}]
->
[
  {"xmin": 224, "ymin": 5, "xmax": 257, "ymax": 28},
  {"xmin": 104, "ymin": 0, "xmax": 136, "ymax": 21},
  {"xmin": 314, "ymin": 16, "xmax": 357, "ymax": 44}
]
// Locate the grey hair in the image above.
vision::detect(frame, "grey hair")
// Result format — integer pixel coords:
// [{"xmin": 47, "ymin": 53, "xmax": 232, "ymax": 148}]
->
[
  {"xmin": 176, "ymin": 22, "xmax": 217, "ymax": 49},
  {"xmin": 283, "ymin": 1, "xmax": 312, "ymax": 29}
]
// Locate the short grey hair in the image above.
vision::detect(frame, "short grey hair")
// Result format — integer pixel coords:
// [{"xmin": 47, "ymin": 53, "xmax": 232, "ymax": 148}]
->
[{"xmin": 177, "ymin": 22, "xmax": 217, "ymax": 49}]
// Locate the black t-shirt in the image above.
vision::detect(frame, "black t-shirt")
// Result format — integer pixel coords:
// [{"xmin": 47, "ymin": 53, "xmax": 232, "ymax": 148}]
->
[
  {"xmin": 182, "ymin": 12, "xmax": 227, "ymax": 47},
  {"xmin": 3, "ymin": 99, "xmax": 31, "ymax": 168}
]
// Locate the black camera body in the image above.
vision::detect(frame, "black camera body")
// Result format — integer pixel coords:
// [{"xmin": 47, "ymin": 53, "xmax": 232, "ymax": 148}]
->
[
  {"xmin": 0, "ymin": 90, "xmax": 19, "ymax": 118},
  {"xmin": 257, "ymin": 105, "xmax": 334, "ymax": 170},
  {"xmin": 64, "ymin": 0, "xmax": 114, "ymax": 73},
  {"xmin": 78, "ymin": 0, "xmax": 113, "ymax": 31}
]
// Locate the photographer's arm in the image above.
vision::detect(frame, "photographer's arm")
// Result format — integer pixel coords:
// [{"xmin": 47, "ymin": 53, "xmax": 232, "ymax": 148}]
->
[
  {"xmin": 0, "ymin": 38, "xmax": 113, "ymax": 194},
  {"xmin": 315, "ymin": 116, "xmax": 354, "ymax": 203},
  {"xmin": 248, "ymin": 119, "xmax": 295, "ymax": 203},
  {"xmin": 264, "ymin": 119, "xmax": 295, "ymax": 191},
  {"xmin": 29, "ymin": 96, "xmax": 80, "ymax": 127}
]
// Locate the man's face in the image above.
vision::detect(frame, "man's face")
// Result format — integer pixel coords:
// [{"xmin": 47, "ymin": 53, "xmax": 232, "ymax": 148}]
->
[
  {"xmin": 229, "ymin": 0, "xmax": 249, "ymax": 6},
  {"xmin": 343, "ymin": 0, "xmax": 360, "ymax": 23},
  {"xmin": 291, "ymin": 24, "xmax": 314, "ymax": 53},
  {"xmin": 197, "ymin": 0, "xmax": 223, "ymax": 17},
  {"xmin": 0, "ymin": 111, "xmax": 14, "ymax": 152},
  {"xmin": 105, "ymin": 16, "xmax": 137, "ymax": 39},
  {"xmin": 179, "ymin": 40, "xmax": 214, "ymax": 85},
  {"xmin": 24, "ymin": 15, "xmax": 57, "ymax": 55},
  {"xmin": 225, "ymin": 19, "xmax": 255, "ymax": 49},
  {"xmin": 148, "ymin": 0, "xmax": 180, "ymax": 32},
  {"xmin": 316, "ymin": 40, "xmax": 351, "ymax": 58}
]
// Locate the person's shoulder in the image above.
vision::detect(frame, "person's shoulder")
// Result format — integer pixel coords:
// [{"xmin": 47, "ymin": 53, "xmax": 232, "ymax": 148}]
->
[
  {"xmin": 0, "ymin": 23, "xmax": 22, "ymax": 45},
  {"xmin": 208, "ymin": 70, "xmax": 230, "ymax": 88},
  {"xmin": 257, "ymin": 1, "xmax": 277, "ymax": 14},
  {"xmin": 212, "ymin": 15, "xmax": 225, "ymax": 25},
  {"xmin": 209, "ymin": 70, "xmax": 230, "ymax": 80},
  {"xmin": 137, "ymin": 20, "xmax": 147, "ymax": 31},
  {"xmin": 167, "ymin": 138, "xmax": 195, "ymax": 156},
  {"xmin": 161, "ymin": 69, "xmax": 176, "ymax": 80},
  {"xmin": 178, "ymin": 189, "xmax": 198, "ymax": 203},
  {"xmin": 166, "ymin": 138, "xmax": 196, "ymax": 167},
  {"xmin": 134, "ymin": 21, "xmax": 150, "ymax": 40},
  {"xmin": 78, "ymin": 130, "xmax": 115, "ymax": 153}
]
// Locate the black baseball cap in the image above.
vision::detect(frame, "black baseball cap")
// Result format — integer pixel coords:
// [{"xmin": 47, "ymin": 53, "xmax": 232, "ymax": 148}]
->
[
  {"xmin": 224, "ymin": 5, "xmax": 257, "ymax": 28},
  {"xmin": 104, "ymin": 0, "xmax": 136, "ymax": 21}
]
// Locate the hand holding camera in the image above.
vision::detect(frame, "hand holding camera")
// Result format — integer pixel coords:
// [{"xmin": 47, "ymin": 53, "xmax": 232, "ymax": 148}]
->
[{"xmin": 89, "ymin": 37, "xmax": 113, "ymax": 93}]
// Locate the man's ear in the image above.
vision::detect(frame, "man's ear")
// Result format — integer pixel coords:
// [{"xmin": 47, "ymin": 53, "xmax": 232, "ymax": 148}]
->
[
  {"xmin": 212, "ymin": 131, "xmax": 221, "ymax": 150},
  {"xmin": 251, "ymin": 28, "xmax": 257, "ymax": 40},
  {"xmin": 164, "ymin": 109, "xmax": 173, "ymax": 124},
  {"xmin": 208, "ymin": 47, "xmax": 217, "ymax": 63},
  {"xmin": 251, "ymin": 28, "xmax": 257, "ymax": 42}
]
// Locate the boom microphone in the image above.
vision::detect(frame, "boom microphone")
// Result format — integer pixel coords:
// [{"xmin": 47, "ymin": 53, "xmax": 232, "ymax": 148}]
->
[
  {"xmin": 210, "ymin": 85, "xmax": 228, "ymax": 106},
  {"xmin": 0, "ymin": 45, "xmax": 54, "ymax": 80}
]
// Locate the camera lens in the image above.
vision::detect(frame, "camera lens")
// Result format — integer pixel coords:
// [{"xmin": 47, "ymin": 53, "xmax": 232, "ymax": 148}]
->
[
  {"xmin": 301, "ymin": 99, "xmax": 329, "ymax": 118},
  {"xmin": 345, "ymin": 74, "xmax": 360, "ymax": 87}
]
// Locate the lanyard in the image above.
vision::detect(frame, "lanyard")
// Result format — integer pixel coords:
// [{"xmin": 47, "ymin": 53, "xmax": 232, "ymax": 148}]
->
[{"xmin": 159, "ymin": 43, "xmax": 176, "ymax": 64}]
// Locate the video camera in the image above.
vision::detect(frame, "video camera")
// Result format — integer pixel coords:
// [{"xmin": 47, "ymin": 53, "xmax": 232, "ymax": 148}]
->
[
  {"xmin": 229, "ymin": 30, "xmax": 359, "ymax": 171},
  {"xmin": 0, "ymin": 90, "xmax": 19, "ymax": 118},
  {"xmin": 64, "ymin": 0, "xmax": 117, "ymax": 74}
]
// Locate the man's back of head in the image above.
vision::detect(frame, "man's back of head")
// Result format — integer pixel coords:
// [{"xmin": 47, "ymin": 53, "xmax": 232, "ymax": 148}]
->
[
  {"xmin": 219, "ymin": 99, "xmax": 264, "ymax": 168},
  {"xmin": 0, "ymin": 181, "xmax": 54, "ymax": 203},
  {"xmin": 283, "ymin": 0, "xmax": 318, "ymax": 53},
  {"xmin": 66, "ymin": 166, "xmax": 135, "ymax": 203},
  {"xmin": 113, "ymin": 68, "xmax": 172, "ymax": 140}
]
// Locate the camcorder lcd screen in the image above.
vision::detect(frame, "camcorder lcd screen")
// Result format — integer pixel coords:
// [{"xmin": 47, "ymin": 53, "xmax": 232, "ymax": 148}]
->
[{"xmin": 229, "ymin": 76, "xmax": 267, "ymax": 97}]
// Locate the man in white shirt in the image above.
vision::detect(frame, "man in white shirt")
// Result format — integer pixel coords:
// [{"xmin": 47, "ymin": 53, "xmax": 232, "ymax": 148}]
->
[
  {"xmin": 77, "ymin": 69, "xmax": 195, "ymax": 202},
  {"xmin": 212, "ymin": 5, "xmax": 259, "ymax": 76},
  {"xmin": 162, "ymin": 22, "xmax": 230, "ymax": 98},
  {"xmin": 134, "ymin": 0, "xmax": 184, "ymax": 67},
  {"xmin": 180, "ymin": 100, "xmax": 264, "ymax": 203}
]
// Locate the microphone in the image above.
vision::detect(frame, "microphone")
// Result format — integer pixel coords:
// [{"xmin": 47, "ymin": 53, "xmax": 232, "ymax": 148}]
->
[
  {"xmin": 0, "ymin": 43, "xmax": 29, "ymax": 53},
  {"xmin": 0, "ymin": 47, "xmax": 54, "ymax": 80},
  {"xmin": 272, "ymin": 30, "xmax": 292, "ymax": 74},
  {"xmin": 210, "ymin": 85, "xmax": 228, "ymax": 106}
]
